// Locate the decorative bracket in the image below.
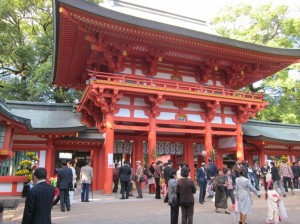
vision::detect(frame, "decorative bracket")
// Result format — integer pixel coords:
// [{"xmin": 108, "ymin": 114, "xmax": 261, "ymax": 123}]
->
[
  {"xmin": 232, "ymin": 103, "xmax": 266, "ymax": 123},
  {"xmin": 200, "ymin": 101, "xmax": 220, "ymax": 122},
  {"xmin": 146, "ymin": 94, "xmax": 165, "ymax": 118}
]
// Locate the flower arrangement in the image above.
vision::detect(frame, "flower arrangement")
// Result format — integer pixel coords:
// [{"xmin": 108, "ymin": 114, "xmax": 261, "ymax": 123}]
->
[{"xmin": 15, "ymin": 152, "xmax": 39, "ymax": 182}]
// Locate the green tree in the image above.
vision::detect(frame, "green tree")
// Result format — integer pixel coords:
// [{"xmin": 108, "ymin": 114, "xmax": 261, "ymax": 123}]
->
[
  {"xmin": 0, "ymin": 0, "xmax": 82, "ymax": 103},
  {"xmin": 211, "ymin": 3, "xmax": 300, "ymax": 123}
]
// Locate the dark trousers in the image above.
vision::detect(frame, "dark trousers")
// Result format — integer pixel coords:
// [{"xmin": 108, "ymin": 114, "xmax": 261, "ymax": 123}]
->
[
  {"xmin": 81, "ymin": 183, "xmax": 90, "ymax": 202},
  {"xmin": 282, "ymin": 176, "xmax": 293, "ymax": 192},
  {"xmin": 120, "ymin": 181, "xmax": 129, "ymax": 198},
  {"xmin": 59, "ymin": 188, "xmax": 70, "ymax": 210},
  {"xmin": 170, "ymin": 203, "xmax": 179, "ymax": 224},
  {"xmin": 155, "ymin": 178, "xmax": 161, "ymax": 199},
  {"xmin": 198, "ymin": 181, "xmax": 207, "ymax": 203},
  {"xmin": 164, "ymin": 183, "xmax": 169, "ymax": 202},
  {"xmin": 293, "ymin": 177, "xmax": 299, "ymax": 188},
  {"xmin": 113, "ymin": 179, "xmax": 119, "ymax": 193},
  {"xmin": 181, "ymin": 204, "xmax": 194, "ymax": 224},
  {"xmin": 135, "ymin": 181, "xmax": 143, "ymax": 197},
  {"xmin": 226, "ymin": 188, "xmax": 235, "ymax": 205}
]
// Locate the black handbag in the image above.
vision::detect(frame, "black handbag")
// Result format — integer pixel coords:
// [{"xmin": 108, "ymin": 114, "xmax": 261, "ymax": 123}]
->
[{"xmin": 140, "ymin": 176, "xmax": 145, "ymax": 182}]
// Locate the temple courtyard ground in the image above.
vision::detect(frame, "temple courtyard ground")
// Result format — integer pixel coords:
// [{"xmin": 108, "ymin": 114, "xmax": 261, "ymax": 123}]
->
[{"xmin": 2, "ymin": 186, "xmax": 300, "ymax": 224}]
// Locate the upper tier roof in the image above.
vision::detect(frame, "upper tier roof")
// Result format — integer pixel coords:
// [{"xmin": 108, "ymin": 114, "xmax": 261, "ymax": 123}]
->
[{"xmin": 52, "ymin": 0, "xmax": 300, "ymax": 90}]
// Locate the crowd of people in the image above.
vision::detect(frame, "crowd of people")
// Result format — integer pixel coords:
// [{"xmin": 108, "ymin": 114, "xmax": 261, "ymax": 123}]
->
[{"xmin": 19, "ymin": 156, "xmax": 298, "ymax": 224}]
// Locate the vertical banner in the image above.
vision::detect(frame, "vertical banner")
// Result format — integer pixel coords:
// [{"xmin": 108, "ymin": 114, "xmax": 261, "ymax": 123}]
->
[{"xmin": 108, "ymin": 153, "xmax": 114, "ymax": 168}]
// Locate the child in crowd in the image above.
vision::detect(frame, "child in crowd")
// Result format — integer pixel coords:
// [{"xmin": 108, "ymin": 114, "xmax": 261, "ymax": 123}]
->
[{"xmin": 266, "ymin": 181, "xmax": 280, "ymax": 224}]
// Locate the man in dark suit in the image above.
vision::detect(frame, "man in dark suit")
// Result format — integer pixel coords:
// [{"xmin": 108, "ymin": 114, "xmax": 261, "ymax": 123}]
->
[
  {"xmin": 22, "ymin": 168, "xmax": 54, "ymax": 224},
  {"xmin": 206, "ymin": 158, "xmax": 218, "ymax": 198},
  {"xmin": 119, "ymin": 160, "xmax": 131, "ymax": 199},
  {"xmin": 197, "ymin": 162, "xmax": 207, "ymax": 204},
  {"xmin": 164, "ymin": 159, "xmax": 174, "ymax": 203},
  {"xmin": 57, "ymin": 160, "xmax": 73, "ymax": 212}
]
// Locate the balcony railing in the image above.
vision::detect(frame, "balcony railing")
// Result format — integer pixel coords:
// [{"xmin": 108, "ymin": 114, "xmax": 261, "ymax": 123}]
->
[{"xmin": 87, "ymin": 70, "xmax": 264, "ymax": 102}]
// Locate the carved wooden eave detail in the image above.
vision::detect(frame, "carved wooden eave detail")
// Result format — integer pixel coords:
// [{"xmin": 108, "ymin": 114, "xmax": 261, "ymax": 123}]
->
[
  {"xmin": 144, "ymin": 49, "xmax": 164, "ymax": 76},
  {"xmin": 145, "ymin": 94, "xmax": 165, "ymax": 118},
  {"xmin": 232, "ymin": 103, "xmax": 266, "ymax": 123},
  {"xmin": 200, "ymin": 100, "xmax": 220, "ymax": 122}
]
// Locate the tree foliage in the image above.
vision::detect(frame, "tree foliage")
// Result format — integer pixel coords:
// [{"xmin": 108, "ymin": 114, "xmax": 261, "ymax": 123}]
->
[
  {"xmin": 211, "ymin": 3, "xmax": 300, "ymax": 123},
  {"xmin": 0, "ymin": 0, "xmax": 82, "ymax": 103}
]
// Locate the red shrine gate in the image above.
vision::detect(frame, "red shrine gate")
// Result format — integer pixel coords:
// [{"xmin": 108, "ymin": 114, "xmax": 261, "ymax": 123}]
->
[{"xmin": 51, "ymin": 0, "xmax": 300, "ymax": 194}]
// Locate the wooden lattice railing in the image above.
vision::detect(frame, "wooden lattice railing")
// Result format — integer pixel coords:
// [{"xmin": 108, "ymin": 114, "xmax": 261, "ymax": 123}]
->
[{"xmin": 87, "ymin": 70, "xmax": 264, "ymax": 102}]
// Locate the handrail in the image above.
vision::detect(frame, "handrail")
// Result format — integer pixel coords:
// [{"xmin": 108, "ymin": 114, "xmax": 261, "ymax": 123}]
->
[{"xmin": 87, "ymin": 70, "xmax": 264, "ymax": 101}]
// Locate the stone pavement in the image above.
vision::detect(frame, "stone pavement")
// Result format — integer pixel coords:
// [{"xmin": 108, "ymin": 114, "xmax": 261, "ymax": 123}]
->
[{"xmin": 2, "ymin": 187, "xmax": 300, "ymax": 224}]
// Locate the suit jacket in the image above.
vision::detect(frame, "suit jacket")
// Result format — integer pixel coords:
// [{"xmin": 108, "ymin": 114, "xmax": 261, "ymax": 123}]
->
[
  {"xmin": 177, "ymin": 177, "xmax": 196, "ymax": 206},
  {"xmin": 206, "ymin": 162, "xmax": 218, "ymax": 180},
  {"xmin": 271, "ymin": 166, "xmax": 280, "ymax": 181},
  {"xmin": 80, "ymin": 165, "xmax": 93, "ymax": 184},
  {"xmin": 22, "ymin": 181, "xmax": 54, "ymax": 224},
  {"xmin": 119, "ymin": 164, "xmax": 131, "ymax": 182},
  {"xmin": 163, "ymin": 165, "xmax": 173, "ymax": 184},
  {"xmin": 197, "ymin": 167, "xmax": 207, "ymax": 183},
  {"xmin": 57, "ymin": 166, "xmax": 73, "ymax": 190}
]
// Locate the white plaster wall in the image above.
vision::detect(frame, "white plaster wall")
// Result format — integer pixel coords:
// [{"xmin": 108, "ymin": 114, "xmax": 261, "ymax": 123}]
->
[
  {"xmin": 134, "ymin": 98, "xmax": 147, "ymax": 106},
  {"xmin": 219, "ymin": 137, "xmax": 236, "ymax": 149},
  {"xmin": 185, "ymin": 103, "xmax": 203, "ymax": 111},
  {"xmin": 135, "ymin": 69, "xmax": 144, "ymax": 76},
  {"xmin": 293, "ymin": 146, "xmax": 300, "ymax": 149},
  {"xmin": 182, "ymin": 76, "xmax": 197, "ymax": 83},
  {"xmin": 160, "ymin": 101, "xmax": 178, "ymax": 109},
  {"xmin": 216, "ymin": 108, "xmax": 221, "ymax": 113},
  {"xmin": 134, "ymin": 110, "xmax": 148, "ymax": 119},
  {"xmin": 115, "ymin": 109, "xmax": 130, "ymax": 117},
  {"xmin": 212, "ymin": 116, "xmax": 222, "ymax": 124},
  {"xmin": 216, "ymin": 81, "xmax": 223, "ymax": 87},
  {"xmin": 39, "ymin": 150, "xmax": 46, "ymax": 168},
  {"xmin": 206, "ymin": 80, "xmax": 213, "ymax": 85},
  {"xmin": 225, "ymin": 117, "xmax": 235, "ymax": 124},
  {"xmin": 156, "ymin": 72, "xmax": 172, "ymax": 79},
  {"xmin": 39, "ymin": 150, "xmax": 46, "ymax": 167},
  {"xmin": 186, "ymin": 114, "xmax": 204, "ymax": 122},
  {"xmin": 17, "ymin": 182, "xmax": 23, "ymax": 192},
  {"xmin": 224, "ymin": 107, "xmax": 235, "ymax": 114},
  {"xmin": 264, "ymin": 145, "xmax": 287, "ymax": 149},
  {"xmin": 123, "ymin": 67, "xmax": 132, "ymax": 74},
  {"xmin": 117, "ymin": 97, "xmax": 131, "ymax": 105},
  {"xmin": 157, "ymin": 112, "xmax": 176, "ymax": 120},
  {"xmin": 0, "ymin": 183, "xmax": 12, "ymax": 192}
]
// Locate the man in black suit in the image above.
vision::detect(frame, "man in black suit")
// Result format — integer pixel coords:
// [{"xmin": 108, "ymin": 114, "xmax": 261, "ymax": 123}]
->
[
  {"xmin": 164, "ymin": 159, "xmax": 174, "ymax": 203},
  {"xmin": 197, "ymin": 162, "xmax": 207, "ymax": 204},
  {"xmin": 22, "ymin": 168, "xmax": 54, "ymax": 224},
  {"xmin": 206, "ymin": 158, "xmax": 218, "ymax": 198},
  {"xmin": 57, "ymin": 160, "xmax": 73, "ymax": 212},
  {"xmin": 119, "ymin": 160, "xmax": 131, "ymax": 199}
]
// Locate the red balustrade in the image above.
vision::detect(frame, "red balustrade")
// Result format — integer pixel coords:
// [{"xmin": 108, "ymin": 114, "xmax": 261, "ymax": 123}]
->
[{"xmin": 87, "ymin": 70, "xmax": 264, "ymax": 101}]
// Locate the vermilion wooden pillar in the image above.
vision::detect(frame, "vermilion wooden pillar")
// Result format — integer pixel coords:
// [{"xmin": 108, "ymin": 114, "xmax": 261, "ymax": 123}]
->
[
  {"xmin": 259, "ymin": 145, "xmax": 265, "ymax": 166},
  {"xmin": 205, "ymin": 122, "xmax": 212, "ymax": 163},
  {"xmin": 91, "ymin": 148, "xmax": 99, "ymax": 191},
  {"xmin": 103, "ymin": 113, "xmax": 114, "ymax": 194},
  {"xmin": 236, "ymin": 122, "xmax": 244, "ymax": 162},
  {"xmin": 45, "ymin": 139, "xmax": 53, "ymax": 177},
  {"xmin": 133, "ymin": 139, "xmax": 143, "ymax": 171},
  {"xmin": 216, "ymin": 149, "xmax": 223, "ymax": 169},
  {"xmin": 98, "ymin": 145, "xmax": 105, "ymax": 190},
  {"xmin": 184, "ymin": 140, "xmax": 195, "ymax": 180},
  {"xmin": 148, "ymin": 116, "xmax": 156, "ymax": 166}
]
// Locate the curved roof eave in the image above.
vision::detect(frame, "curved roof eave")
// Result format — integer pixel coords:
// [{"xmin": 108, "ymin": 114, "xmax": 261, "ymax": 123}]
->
[
  {"xmin": 243, "ymin": 120, "xmax": 300, "ymax": 144},
  {"xmin": 0, "ymin": 99, "xmax": 32, "ymax": 130}
]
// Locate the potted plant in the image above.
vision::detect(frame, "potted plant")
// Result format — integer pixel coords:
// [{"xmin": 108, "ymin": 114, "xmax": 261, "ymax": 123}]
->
[{"xmin": 15, "ymin": 152, "xmax": 39, "ymax": 197}]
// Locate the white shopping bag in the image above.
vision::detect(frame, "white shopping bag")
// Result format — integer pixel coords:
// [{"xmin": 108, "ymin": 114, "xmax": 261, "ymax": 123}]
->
[
  {"xmin": 278, "ymin": 200, "xmax": 288, "ymax": 219},
  {"xmin": 211, "ymin": 195, "xmax": 215, "ymax": 202}
]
